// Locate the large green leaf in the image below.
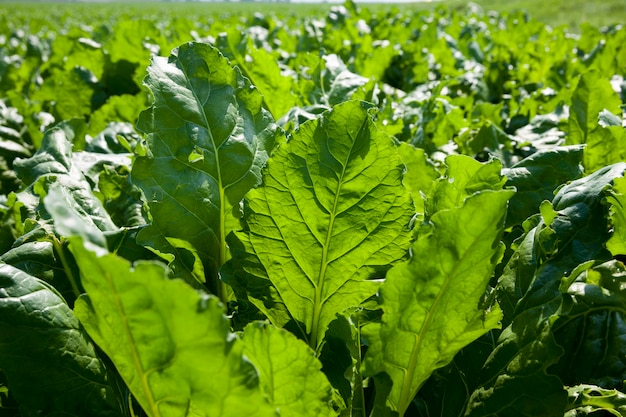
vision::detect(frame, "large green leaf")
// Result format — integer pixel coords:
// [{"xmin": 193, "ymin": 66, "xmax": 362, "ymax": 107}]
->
[
  {"xmin": 468, "ymin": 163, "xmax": 626, "ymax": 417},
  {"xmin": 242, "ymin": 322, "xmax": 339, "ymax": 417},
  {"xmin": 132, "ymin": 41, "xmax": 279, "ymax": 295},
  {"xmin": 224, "ymin": 100, "xmax": 414, "ymax": 349},
  {"xmin": 0, "ymin": 263, "xmax": 121, "ymax": 417},
  {"xmin": 362, "ymin": 189, "xmax": 513, "ymax": 416},
  {"xmin": 70, "ymin": 239, "xmax": 276, "ymax": 417}
]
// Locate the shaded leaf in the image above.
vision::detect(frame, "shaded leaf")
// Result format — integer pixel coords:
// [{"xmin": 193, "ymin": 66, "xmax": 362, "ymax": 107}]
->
[
  {"xmin": 0, "ymin": 263, "xmax": 121, "ymax": 417},
  {"xmin": 132, "ymin": 41, "xmax": 279, "ymax": 295}
]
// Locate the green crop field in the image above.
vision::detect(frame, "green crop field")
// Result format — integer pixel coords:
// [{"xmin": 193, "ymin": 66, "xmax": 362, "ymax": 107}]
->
[{"xmin": 1, "ymin": 0, "xmax": 626, "ymax": 416}]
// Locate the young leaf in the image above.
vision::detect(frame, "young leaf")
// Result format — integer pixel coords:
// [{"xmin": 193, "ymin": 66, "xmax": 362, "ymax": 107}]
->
[
  {"xmin": 425, "ymin": 155, "xmax": 506, "ymax": 217},
  {"xmin": 566, "ymin": 385, "xmax": 626, "ymax": 417},
  {"xmin": 567, "ymin": 70, "xmax": 622, "ymax": 146},
  {"xmin": 70, "ymin": 238, "xmax": 276, "ymax": 417},
  {"xmin": 224, "ymin": 100, "xmax": 414, "ymax": 349},
  {"xmin": 132, "ymin": 41, "xmax": 279, "ymax": 295},
  {"xmin": 0, "ymin": 263, "xmax": 121, "ymax": 417},
  {"xmin": 363, "ymin": 189, "xmax": 514, "ymax": 417},
  {"xmin": 242, "ymin": 322, "xmax": 339, "ymax": 417}
]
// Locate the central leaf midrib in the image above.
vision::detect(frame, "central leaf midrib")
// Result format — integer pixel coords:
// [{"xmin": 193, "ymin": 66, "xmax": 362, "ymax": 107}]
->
[
  {"xmin": 102, "ymin": 266, "xmax": 161, "ymax": 417},
  {"xmin": 395, "ymin": 212, "xmax": 497, "ymax": 414},
  {"xmin": 309, "ymin": 118, "xmax": 368, "ymax": 349},
  {"xmin": 177, "ymin": 59, "xmax": 228, "ymax": 300}
]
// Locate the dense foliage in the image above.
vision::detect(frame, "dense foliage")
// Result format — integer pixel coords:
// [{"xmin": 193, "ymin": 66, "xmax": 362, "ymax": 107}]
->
[{"xmin": 1, "ymin": 1, "xmax": 626, "ymax": 416}]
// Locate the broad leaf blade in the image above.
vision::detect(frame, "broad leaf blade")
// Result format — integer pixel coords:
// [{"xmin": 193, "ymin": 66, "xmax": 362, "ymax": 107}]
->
[
  {"xmin": 0, "ymin": 263, "xmax": 121, "ymax": 417},
  {"xmin": 71, "ymin": 238, "xmax": 275, "ymax": 417},
  {"xmin": 224, "ymin": 100, "xmax": 414, "ymax": 349},
  {"xmin": 132, "ymin": 41, "xmax": 279, "ymax": 292},
  {"xmin": 364, "ymin": 189, "xmax": 514, "ymax": 416},
  {"xmin": 242, "ymin": 322, "xmax": 338, "ymax": 417}
]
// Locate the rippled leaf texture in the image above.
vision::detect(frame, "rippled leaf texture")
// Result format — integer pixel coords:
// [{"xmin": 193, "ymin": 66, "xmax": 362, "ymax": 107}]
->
[
  {"xmin": 565, "ymin": 384, "xmax": 626, "ymax": 416},
  {"xmin": 70, "ymin": 238, "xmax": 275, "ymax": 417},
  {"xmin": 468, "ymin": 164, "xmax": 626, "ymax": 417},
  {"xmin": 132, "ymin": 41, "xmax": 278, "ymax": 292},
  {"xmin": 363, "ymin": 188, "xmax": 513, "ymax": 417},
  {"xmin": 424, "ymin": 155, "xmax": 505, "ymax": 218},
  {"xmin": 224, "ymin": 100, "xmax": 414, "ymax": 349},
  {"xmin": 552, "ymin": 260, "xmax": 626, "ymax": 388},
  {"xmin": 0, "ymin": 263, "xmax": 121, "ymax": 417},
  {"xmin": 13, "ymin": 126, "xmax": 118, "ymax": 232},
  {"xmin": 242, "ymin": 322, "xmax": 338, "ymax": 417},
  {"xmin": 503, "ymin": 145, "xmax": 584, "ymax": 227}
]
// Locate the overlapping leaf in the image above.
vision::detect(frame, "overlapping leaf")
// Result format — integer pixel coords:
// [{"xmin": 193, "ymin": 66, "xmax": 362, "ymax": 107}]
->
[
  {"xmin": 132, "ymin": 41, "xmax": 279, "ymax": 293},
  {"xmin": 0, "ymin": 263, "xmax": 121, "ymax": 417},
  {"xmin": 224, "ymin": 100, "xmax": 414, "ymax": 349},
  {"xmin": 363, "ymin": 188, "xmax": 513, "ymax": 416},
  {"xmin": 242, "ymin": 322, "xmax": 338, "ymax": 417},
  {"xmin": 71, "ymin": 239, "xmax": 276, "ymax": 417}
]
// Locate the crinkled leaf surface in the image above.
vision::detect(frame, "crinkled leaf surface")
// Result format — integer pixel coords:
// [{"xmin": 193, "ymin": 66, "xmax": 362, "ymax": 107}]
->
[
  {"xmin": 70, "ymin": 238, "xmax": 276, "ymax": 417},
  {"xmin": 502, "ymin": 145, "xmax": 584, "ymax": 227},
  {"xmin": 12, "ymin": 127, "xmax": 118, "ymax": 233},
  {"xmin": 242, "ymin": 322, "xmax": 338, "ymax": 417},
  {"xmin": 470, "ymin": 164, "xmax": 626, "ymax": 417},
  {"xmin": 132, "ymin": 41, "xmax": 278, "ymax": 292},
  {"xmin": 396, "ymin": 142, "xmax": 439, "ymax": 214},
  {"xmin": 565, "ymin": 385, "xmax": 626, "ymax": 417},
  {"xmin": 0, "ymin": 263, "xmax": 121, "ymax": 417},
  {"xmin": 551, "ymin": 260, "xmax": 626, "ymax": 388},
  {"xmin": 224, "ymin": 100, "xmax": 414, "ymax": 349},
  {"xmin": 425, "ymin": 155, "xmax": 505, "ymax": 218},
  {"xmin": 363, "ymin": 188, "xmax": 513, "ymax": 416}
]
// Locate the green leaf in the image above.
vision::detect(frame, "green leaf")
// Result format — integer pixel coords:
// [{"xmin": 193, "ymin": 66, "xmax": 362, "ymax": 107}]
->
[
  {"xmin": 219, "ymin": 32, "xmax": 297, "ymax": 120},
  {"xmin": 319, "ymin": 309, "xmax": 374, "ymax": 417},
  {"xmin": 607, "ymin": 176, "xmax": 626, "ymax": 256},
  {"xmin": 132, "ymin": 41, "xmax": 279, "ymax": 296},
  {"xmin": 44, "ymin": 182, "xmax": 108, "ymax": 255},
  {"xmin": 566, "ymin": 385, "xmax": 626, "ymax": 417},
  {"xmin": 465, "ymin": 313, "xmax": 567, "ymax": 417},
  {"xmin": 425, "ymin": 155, "xmax": 506, "ymax": 217},
  {"xmin": 396, "ymin": 142, "xmax": 440, "ymax": 214},
  {"xmin": 566, "ymin": 69, "xmax": 624, "ymax": 174},
  {"xmin": 0, "ymin": 263, "xmax": 121, "ymax": 417},
  {"xmin": 224, "ymin": 100, "xmax": 414, "ymax": 349},
  {"xmin": 503, "ymin": 145, "xmax": 584, "ymax": 227},
  {"xmin": 242, "ymin": 322, "xmax": 338, "ymax": 417},
  {"xmin": 70, "ymin": 238, "xmax": 276, "ymax": 417},
  {"xmin": 552, "ymin": 260, "xmax": 626, "ymax": 388},
  {"xmin": 363, "ymin": 189, "xmax": 514, "ymax": 416},
  {"xmin": 476, "ymin": 164, "xmax": 626, "ymax": 417}
]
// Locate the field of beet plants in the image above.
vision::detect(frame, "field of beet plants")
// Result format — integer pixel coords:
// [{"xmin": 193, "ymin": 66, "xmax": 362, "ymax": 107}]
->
[{"xmin": 1, "ymin": 1, "xmax": 626, "ymax": 416}]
